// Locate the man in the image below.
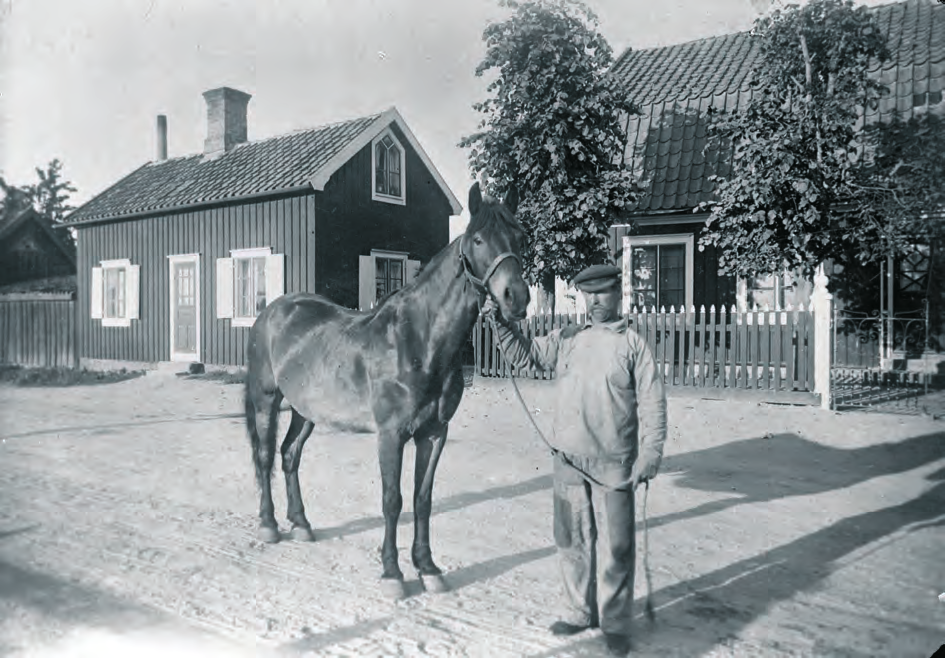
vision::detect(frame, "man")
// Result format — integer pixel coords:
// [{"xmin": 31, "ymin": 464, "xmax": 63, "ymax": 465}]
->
[{"xmin": 484, "ymin": 263, "xmax": 667, "ymax": 656}]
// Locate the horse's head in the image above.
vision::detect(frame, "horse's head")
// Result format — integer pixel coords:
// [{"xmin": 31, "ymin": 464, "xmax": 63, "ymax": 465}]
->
[{"xmin": 462, "ymin": 182, "xmax": 530, "ymax": 322}]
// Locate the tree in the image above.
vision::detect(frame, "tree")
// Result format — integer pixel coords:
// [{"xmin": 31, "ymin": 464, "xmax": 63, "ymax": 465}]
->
[
  {"xmin": 27, "ymin": 159, "xmax": 77, "ymax": 224},
  {"xmin": 697, "ymin": 0, "xmax": 906, "ymax": 281},
  {"xmin": 0, "ymin": 158, "xmax": 78, "ymax": 246},
  {"xmin": 461, "ymin": 0, "xmax": 642, "ymax": 311}
]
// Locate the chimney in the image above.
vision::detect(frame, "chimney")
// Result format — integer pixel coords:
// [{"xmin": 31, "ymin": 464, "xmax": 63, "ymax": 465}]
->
[
  {"xmin": 202, "ymin": 87, "xmax": 252, "ymax": 156},
  {"xmin": 156, "ymin": 114, "xmax": 168, "ymax": 161}
]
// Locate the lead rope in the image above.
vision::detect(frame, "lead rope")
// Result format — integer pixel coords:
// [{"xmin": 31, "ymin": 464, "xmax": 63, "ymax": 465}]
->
[{"xmin": 477, "ymin": 299, "xmax": 656, "ymax": 622}]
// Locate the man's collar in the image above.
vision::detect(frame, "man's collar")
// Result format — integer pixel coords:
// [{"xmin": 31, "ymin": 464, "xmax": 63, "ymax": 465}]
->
[{"xmin": 583, "ymin": 316, "xmax": 628, "ymax": 333}]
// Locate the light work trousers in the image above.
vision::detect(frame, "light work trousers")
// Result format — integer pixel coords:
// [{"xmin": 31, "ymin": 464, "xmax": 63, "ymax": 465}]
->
[{"xmin": 552, "ymin": 453, "xmax": 636, "ymax": 636}]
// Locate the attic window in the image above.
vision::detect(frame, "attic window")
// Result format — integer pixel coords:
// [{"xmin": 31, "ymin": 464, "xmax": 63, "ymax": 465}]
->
[{"xmin": 372, "ymin": 130, "xmax": 405, "ymax": 206}]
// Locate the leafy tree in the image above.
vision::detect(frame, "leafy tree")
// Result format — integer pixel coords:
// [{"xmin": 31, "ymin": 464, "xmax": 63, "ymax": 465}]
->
[
  {"xmin": 27, "ymin": 159, "xmax": 77, "ymax": 224},
  {"xmin": 461, "ymin": 0, "xmax": 642, "ymax": 310},
  {"xmin": 697, "ymin": 0, "xmax": 907, "ymax": 281}
]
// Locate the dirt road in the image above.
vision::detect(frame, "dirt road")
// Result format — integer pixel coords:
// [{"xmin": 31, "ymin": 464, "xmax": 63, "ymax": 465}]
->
[{"xmin": 1, "ymin": 373, "xmax": 943, "ymax": 657}]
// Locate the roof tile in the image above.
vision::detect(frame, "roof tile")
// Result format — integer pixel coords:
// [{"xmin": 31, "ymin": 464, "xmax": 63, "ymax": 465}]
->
[{"xmin": 67, "ymin": 113, "xmax": 381, "ymax": 223}]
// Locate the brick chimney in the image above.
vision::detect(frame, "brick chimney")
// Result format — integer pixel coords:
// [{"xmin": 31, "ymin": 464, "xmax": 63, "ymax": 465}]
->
[
  {"xmin": 202, "ymin": 87, "xmax": 252, "ymax": 156},
  {"xmin": 156, "ymin": 114, "xmax": 168, "ymax": 161}
]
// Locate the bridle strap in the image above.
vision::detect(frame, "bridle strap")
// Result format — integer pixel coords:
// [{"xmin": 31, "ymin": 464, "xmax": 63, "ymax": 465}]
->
[{"xmin": 459, "ymin": 237, "xmax": 521, "ymax": 293}]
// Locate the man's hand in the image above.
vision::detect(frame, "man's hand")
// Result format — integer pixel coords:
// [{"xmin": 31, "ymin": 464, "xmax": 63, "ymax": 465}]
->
[
  {"xmin": 480, "ymin": 295, "xmax": 499, "ymax": 320},
  {"xmin": 631, "ymin": 450, "xmax": 661, "ymax": 490}
]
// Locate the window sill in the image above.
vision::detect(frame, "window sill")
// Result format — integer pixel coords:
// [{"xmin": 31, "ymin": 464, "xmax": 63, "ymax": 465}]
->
[
  {"xmin": 101, "ymin": 317, "xmax": 132, "ymax": 328},
  {"xmin": 231, "ymin": 316, "xmax": 257, "ymax": 328},
  {"xmin": 372, "ymin": 192, "xmax": 406, "ymax": 207}
]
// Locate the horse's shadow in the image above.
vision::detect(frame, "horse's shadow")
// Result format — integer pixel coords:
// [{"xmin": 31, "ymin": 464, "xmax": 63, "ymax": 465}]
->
[{"xmin": 647, "ymin": 429, "xmax": 945, "ymax": 530}]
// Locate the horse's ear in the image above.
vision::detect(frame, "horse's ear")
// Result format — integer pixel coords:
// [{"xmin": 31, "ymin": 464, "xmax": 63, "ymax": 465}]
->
[
  {"xmin": 504, "ymin": 184, "xmax": 519, "ymax": 215},
  {"xmin": 469, "ymin": 182, "xmax": 482, "ymax": 216}
]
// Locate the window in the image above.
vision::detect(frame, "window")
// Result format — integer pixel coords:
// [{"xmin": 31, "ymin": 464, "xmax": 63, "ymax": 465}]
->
[
  {"xmin": 375, "ymin": 256, "xmax": 404, "ymax": 301},
  {"xmin": 899, "ymin": 244, "xmax": 930, "ymax": 293},
  {"xmin": 738, "ymin": 270, "xmax": 805, "ymax": 311},
  {"xmin": 622, "ymin": 234, "xmax": 694, "ymax": 312},
  {"xmin": 235, "ymin": 254, "xmax": 267, "ymax": 319},
  {"xmin": 90, "ymin": 258, "xmax": 140, "ymax": 327},
  {"xmin": 359, "ymin": 250, "xmax": 420, "ymax": 311},
  {"xmin": 215, "ymin": 247, "xmax": 285, "ymax": 327},
  {"xmin": 372, "ymin": 130, "xmax": 405, "ymax": 205}
]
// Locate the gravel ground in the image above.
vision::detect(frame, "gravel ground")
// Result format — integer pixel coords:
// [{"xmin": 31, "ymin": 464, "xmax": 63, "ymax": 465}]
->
[{"xmin": 1, "ymin": 372, "xmax": 943, "ymax": 657}]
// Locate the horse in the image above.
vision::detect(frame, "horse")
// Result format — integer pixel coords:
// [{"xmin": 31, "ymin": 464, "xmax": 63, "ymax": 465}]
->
[{"xmin": 243, "ymin": 182, "xmax": 530, "ymax": 599}]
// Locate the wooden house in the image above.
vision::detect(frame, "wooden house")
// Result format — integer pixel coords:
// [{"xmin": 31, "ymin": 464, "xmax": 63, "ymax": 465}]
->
[
  {"xmin": 63, "ymin": 87, "xmax": 461, "ymax": 368},
  {"xmin": 606, "ymin": 0, "xmax": 943, "ymax": 328},
  {"xmin": 0, "ymin": 206, "xmax": 76, "ymax": 289}
]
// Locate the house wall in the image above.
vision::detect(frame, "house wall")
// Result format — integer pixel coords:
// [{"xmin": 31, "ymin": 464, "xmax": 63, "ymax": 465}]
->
[
  {"xmin": 76, "ymin": 191, "xmax": 316, "ymax": 366},
  {"xmin": 313, "ymin": 124, "xmax": 452, "ymax": 309},
  {"xmin": 0, "ymin": 218, "xmax": 75, "ymax": 285},
  {"xmin": 610, "ymin": 220, "xmax": 736, "ymax": 311}
]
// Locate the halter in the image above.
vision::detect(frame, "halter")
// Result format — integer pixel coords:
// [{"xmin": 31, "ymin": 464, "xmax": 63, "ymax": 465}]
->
[{"xmin": 459, "ymin": 235, "xmax": 521, "ymax": 294}]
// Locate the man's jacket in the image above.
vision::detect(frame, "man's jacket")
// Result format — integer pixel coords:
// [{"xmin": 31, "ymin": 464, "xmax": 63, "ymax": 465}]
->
[{"xmin": 494, "ymin": 316, "xmax": 667, "ymax": 474}]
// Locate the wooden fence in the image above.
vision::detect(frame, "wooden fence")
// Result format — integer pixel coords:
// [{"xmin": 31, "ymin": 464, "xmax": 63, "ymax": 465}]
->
[
  {"xmin": 474, "ymin": 305, "xmax": 816, "ymax": 393},
  {"xmin": 0, "ymin": 297, "xmax": 77, "ymax": 368}
]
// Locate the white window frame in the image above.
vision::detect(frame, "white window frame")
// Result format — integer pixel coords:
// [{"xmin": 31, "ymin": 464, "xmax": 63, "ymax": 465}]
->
[
  {"xmin": 230, "ymin": 247, "xmax": 273, "ymax": 328},
  {"xmin": 372, "ymin": 249, "xmax": 408, "ymax": 303},
  {"xmin": 167, "ymin": 253, "xmax": 201, "ymax": 362},
  {"xmin": 94, "ymin": 258, "xmax": 139, "ymax": 328},
  {"xmin": 737, "ymin": 270, "xmax": 803, "ymax": 312},
  {"xmin": 371, "ymin": 129, "xmax": 406, "ymax": 206},
  {"xmin": 359, "ymin": 249, "xmax": 419, "ymax": 311},
  {"xmin": 621, "ymin": 234, "xmax": 694, "ymax": 313}
]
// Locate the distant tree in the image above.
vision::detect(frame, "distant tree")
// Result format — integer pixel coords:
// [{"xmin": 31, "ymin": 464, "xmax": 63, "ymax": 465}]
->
[{"xmin": 461, "ymin": 0, "xmax": 642, "ymax": 311}]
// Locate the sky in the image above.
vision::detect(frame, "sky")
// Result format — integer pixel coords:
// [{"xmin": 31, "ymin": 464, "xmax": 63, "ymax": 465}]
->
[{"xmin": 0, "ymin": 0, "xmax": 889, "ymax": 238}]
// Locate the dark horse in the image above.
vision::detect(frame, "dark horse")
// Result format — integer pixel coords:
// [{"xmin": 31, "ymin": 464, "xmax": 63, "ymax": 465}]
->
[{"xmin": 244, "ymin": 183, "xmax": 530, "ymax": 599}]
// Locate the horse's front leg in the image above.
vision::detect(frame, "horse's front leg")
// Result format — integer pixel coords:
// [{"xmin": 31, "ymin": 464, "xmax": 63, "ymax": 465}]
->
[
  {"xmin": 412, "ymin": 421, "xmax": 448, "ymax": 593},
  {"xmin": 378, "ymin": 430, "xmax": 409, "ymax": 599}
]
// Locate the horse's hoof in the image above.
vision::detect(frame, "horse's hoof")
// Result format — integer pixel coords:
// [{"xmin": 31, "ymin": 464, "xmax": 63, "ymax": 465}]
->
[
  {"xmin": 380, "ymin": 577, "xmax": 407, "ymax": 600},
  {"xmin": 291, "ymin": 526, "xmax": 316, "ymax": 542},
  {"xmin": 420, "ymin": 573, "xmax": 449, "ymax": 594},
  {"xmin": 258, "ymin": 526, "xmax": 281, "ymax": 544}
]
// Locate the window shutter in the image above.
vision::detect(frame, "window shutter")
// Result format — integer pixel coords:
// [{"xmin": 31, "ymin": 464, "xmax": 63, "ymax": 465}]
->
[
  {"xmin": 359, "ymin": 255, "xmax": 374, "ymax": 311},
  {"xmin": 216, "ymin": 258, "xmax": 234, "ymax": 319},
  {"xmin": 406, "ymin": 259, "xmax": 420, "ymax": 283},
  {"xmin": 265, "ymin": 253, "xmax": 285, "ymax": 305},
  {"xmin": 126, "ymin": 264, "xmax": 140, "ymax": 320},
  {"xmin": 90, "ymin": 267, "xmax": 103, "ymax": 319}
]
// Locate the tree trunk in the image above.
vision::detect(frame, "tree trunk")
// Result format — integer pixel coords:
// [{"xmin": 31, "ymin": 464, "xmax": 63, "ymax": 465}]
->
[{"xmin": 537, "ymin": 269, "xmax": 556, "ymax": 315}]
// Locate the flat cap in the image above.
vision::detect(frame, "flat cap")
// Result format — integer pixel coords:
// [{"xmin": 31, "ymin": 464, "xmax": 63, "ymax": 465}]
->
[{"xmin": 572, "ymin": 264, "xmax": 621, "ymax": 292}]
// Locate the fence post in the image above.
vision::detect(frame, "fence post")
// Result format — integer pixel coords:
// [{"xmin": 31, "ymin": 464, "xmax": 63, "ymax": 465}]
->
[{"xmin": 811, "ymin": 263, "xmax": 833, "ymax": 410}]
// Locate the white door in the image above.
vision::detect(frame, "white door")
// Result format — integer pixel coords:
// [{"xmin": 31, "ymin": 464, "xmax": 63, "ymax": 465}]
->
[{"xmin": 169, "ymin": 254, "xmax": 200, "ymax": 362}]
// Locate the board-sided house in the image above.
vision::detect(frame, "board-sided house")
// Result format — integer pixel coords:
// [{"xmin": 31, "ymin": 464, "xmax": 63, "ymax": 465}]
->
[
  {"xmin": 63, "ymin": 87, "xmax": 461, "ymax": 369},
  {"xmin": 0, "ymin": 206, "xmax": 76, "ymax": 295},
  {"xmin": 606, "ymin": 0, "xmax": 943, "ymax": 330}
]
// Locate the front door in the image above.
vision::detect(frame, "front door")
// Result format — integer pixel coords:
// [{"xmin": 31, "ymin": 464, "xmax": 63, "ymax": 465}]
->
[{"xmin": 169, "ymin": 254, "xmax": 200, "ymax": 362}]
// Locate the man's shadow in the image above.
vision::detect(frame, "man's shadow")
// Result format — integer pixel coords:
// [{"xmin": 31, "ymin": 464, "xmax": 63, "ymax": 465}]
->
[
  {"xmin": 528, "ymin": 472, "xmax": 945, "ymax": 657},
  {"xmin": 647, "ymin": 430, "xmax": 945, "ymax": 530}
]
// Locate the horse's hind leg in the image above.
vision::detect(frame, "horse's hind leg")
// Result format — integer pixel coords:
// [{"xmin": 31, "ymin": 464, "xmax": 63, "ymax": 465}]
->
[
  {"xmin": 412, "ymin": 421, "xmax": 448, "ymax": 593},
  {"xmin": 245, "ymin": 382, "xmax": 283, "ymax": 544},
  {"xmin": 281, "ymin": 408, "xmax": 315, "ymax": 542}
]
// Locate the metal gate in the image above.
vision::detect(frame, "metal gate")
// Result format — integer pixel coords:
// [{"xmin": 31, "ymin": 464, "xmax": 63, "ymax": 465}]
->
[{"xmin": 831, "ymin": 309, "xmax": 930, "ymax": 411}]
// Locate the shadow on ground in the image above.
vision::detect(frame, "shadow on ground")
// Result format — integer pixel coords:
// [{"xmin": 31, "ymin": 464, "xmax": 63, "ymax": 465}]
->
[
  {"xmin": 524, "ymin": 473, "xmax": 945, "ymax": 657},
  {"xmin": 648, "ymin": 430, "xmax": 945, "ymax": 530}
]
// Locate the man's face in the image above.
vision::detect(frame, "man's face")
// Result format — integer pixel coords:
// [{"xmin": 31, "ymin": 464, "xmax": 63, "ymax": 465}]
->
[{"xmin": 582, "ymin": 285, "xmax": 621, "ymax": 324}]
